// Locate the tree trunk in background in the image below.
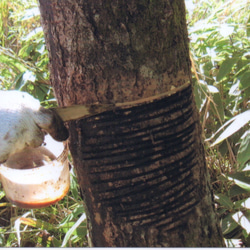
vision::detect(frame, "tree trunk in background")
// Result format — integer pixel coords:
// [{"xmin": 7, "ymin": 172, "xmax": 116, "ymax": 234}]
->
[{"xmin": 39, "ymin": 0, "xmax": 225, "ymax": 247}]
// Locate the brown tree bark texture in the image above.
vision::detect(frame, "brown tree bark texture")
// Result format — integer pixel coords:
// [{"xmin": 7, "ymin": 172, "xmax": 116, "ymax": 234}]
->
[{"xmin": 39, "ymin": 0, "xmax": 225, "ymax": 247}]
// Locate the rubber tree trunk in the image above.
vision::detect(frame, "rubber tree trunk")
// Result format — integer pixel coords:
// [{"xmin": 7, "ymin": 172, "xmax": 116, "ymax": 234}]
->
[{"xmin": 38, "ymin": 0, "xmax": 225, "ymax": 247}]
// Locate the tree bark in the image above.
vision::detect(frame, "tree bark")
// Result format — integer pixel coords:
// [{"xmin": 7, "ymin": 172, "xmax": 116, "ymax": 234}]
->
[{"xmin": 39, "ymin": 0, "xmax": 225, "ymax": 247}]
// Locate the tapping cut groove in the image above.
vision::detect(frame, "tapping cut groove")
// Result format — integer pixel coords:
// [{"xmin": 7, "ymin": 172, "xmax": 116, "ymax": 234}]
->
[{"xmin": 73, "ymin": 83, "xmax": 202, "ymax": 230}]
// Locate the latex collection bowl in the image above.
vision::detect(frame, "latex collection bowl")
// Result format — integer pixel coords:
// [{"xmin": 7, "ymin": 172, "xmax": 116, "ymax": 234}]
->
[{"xmin": 0, "ymin": 135, "xmax": 69, "ymax": 209}]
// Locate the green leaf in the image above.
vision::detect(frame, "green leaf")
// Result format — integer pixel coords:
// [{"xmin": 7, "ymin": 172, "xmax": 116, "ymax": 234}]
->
[
  {"xmin": 217, "ymin": 173, "xmax": 228, "ymax": 182},
  {"xmin": 18, "ymin": 44, "xmax": 34, "ymax": 58},
  {"xmin": 51, "ymin": 237, "xmax": 61, "ymax": 247},
  {"xmin": 207, "ymin": 85, "xmax": 225, "ymax": 121},
  {"xmin": 228, "ymin": 171, "xmax": 250, "ymax": 183},
  {"xmin": 59, "ymin": 204, "xmax": 85, "ymax": 228},
  {"xmin": 5, "ymin": 233, "xmax": 17, "ymax": 247},
  {"xmin": 0, "ymin": 54, "xmax": 27, "ymax": 73},
  {"xmin": 211, "ymin": 110, "xmax": 250, "ymax": 146},
  {"xmin": 239, "ymin": 71, "xmax": 250, "ymax": 90},
  {"xmin": 239, "ymin": 197, "xmax": 250, "ymax": 210},
  {"xmin": 14, "ymin": 72, "xmax": 25, "ymax": 90},
  {"xmin": 216, "ymin": 57, "xmax": 239, "ymax": 82},
  {"xmin": 229, "ymin": 185, "xmax": 249, "ymax": 197},
  {"xmin": 232, "ymin": 180, "xmax": 250, "ymax": 192},
  {"xmin": 238, "ymin": 131, "xmax": 250, "ymax": 167},
  {"xmin": 222, "ymin": 213, "xmax": 241, "ymax": 237},
  {"xmin": 19, "ymin": 217, "xmax": 54, "ymax": 231},
  {"xmin": 0, "ymin": 190, "xmax": 5, "ymax": 200},
  {"xmin": 61, "ymin": 213, "xmax": 86, "ymax": 247},
  {"xmin": 70, "ymin": 172, "xmax": 80, "ymax": 201},
  {"xmin": 242, "ymin": 163, "xmax": 250, "ymax": 172},
  {"xmin": 193, "ymin": 81, "xmax": 208, "ymax": 112},
  {"xmin": 35, "ymin": 84, "xmax": 49, "ymax": 102},
  {"xmin": 36, "ymin": 43, "xmax": 45, "ymax": 54},
  {"xmin": 232, "ymin": 211, "xmax": 250, "ymax": 234},
  {"xmin": 233, "ymin": 198, "xmax": 248, "ymax": 210},
  {"xmin": 15, "ymin": 70, "xmax": 36, "ymax": 90},
  {"xmin": 218, "ymin": 140, "xmax": 228, "ymax": 156},
  {"xmin": 215, "ymin": 193, "xmax": 234, "ymax": 209}
]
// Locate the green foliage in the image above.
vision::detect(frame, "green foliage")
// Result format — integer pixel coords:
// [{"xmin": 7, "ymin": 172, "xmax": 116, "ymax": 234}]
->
[
  {"xmin": 187, "ymin": 0, "xmax": 250, "ymax": 246},
  {"xmin": 0, "ymin": 0, "xmax": 52, "ymax": 103}
]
